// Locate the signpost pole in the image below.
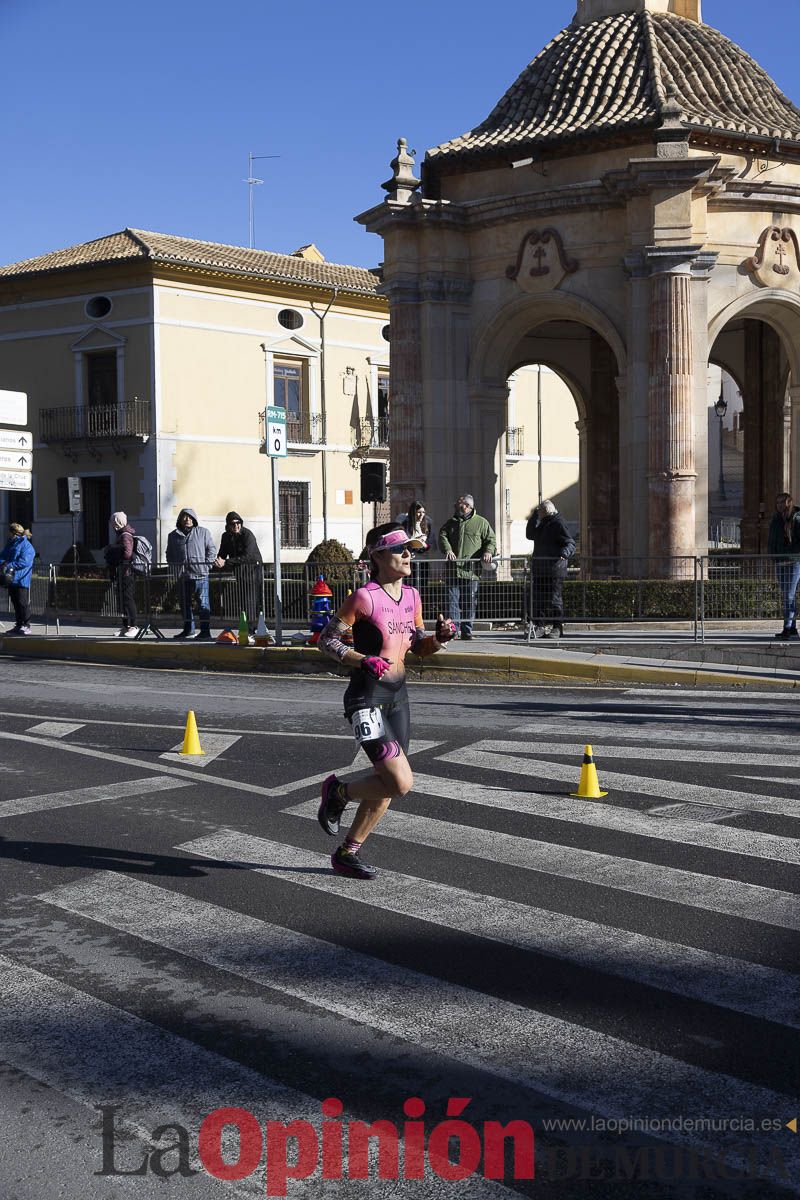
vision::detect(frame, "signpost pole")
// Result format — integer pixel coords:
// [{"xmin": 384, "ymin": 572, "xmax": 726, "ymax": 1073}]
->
[
  {"xmin": 264, "ymin": 404, "xmax": 287, "ymax": 647},
  {"xmin": 271, "ymin": 455, "xmax": 283, "ymax": 646}
]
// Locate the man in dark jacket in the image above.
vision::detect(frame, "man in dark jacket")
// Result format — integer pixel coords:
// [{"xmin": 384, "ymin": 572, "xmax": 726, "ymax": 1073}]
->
[
  {"xmin": 526, "ymin": 500, "xmax": 575, "ymax": 639},
  {"xmin": 768, "ymin": 492, "xmax": 800, "ymax": 639},
  {"xmin": 439, "ymin": 494, "xmax": 496, "ymax": 640},
  {"xmin": 166, "ymin": 508, "xmax": 217, "ymax": 639},
  {"xmin": 214, "ymin": 511, "xmax": 263, "ymax": 626},
  {"xmin": 103, "ymin": 511, "xmax": 139, "ymax": 638}
]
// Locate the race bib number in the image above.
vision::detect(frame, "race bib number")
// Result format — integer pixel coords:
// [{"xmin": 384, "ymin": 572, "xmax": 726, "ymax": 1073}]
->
[{"xmin": 351, "ymin": 707, "xmax": 385, "ymax": 745}]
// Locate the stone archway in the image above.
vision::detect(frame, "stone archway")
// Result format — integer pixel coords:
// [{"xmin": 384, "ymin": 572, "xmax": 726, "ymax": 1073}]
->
[
  {"xmin": 471, "ymin": 294, "xmax": 624, "ymax": 562},
  {"xmin": 709, "ymin": 293, "xmax": 800, "ymax": 551}
]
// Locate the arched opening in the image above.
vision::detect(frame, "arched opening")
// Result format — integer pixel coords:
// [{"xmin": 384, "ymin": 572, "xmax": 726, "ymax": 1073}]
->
[
  {"xmin": 504, "ymin": 363, "xmax": 580, "ymax": 554},
  {"xmin": 706, "ymin": 363, "xmax": 743, "ymax": 547},
  {"xmin": 709, "ymin": 309, "xmax": 797, "ymax": 553},
  {"xmin": 498, "ymin": 318, "xmax": 621, "ymax": 563}
]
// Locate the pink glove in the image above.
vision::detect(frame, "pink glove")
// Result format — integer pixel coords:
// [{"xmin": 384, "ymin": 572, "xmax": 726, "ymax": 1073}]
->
[
  {"xmin": 435, "ymin": 614, "xmax": 457, "ymax": 643},
  {"xmin": 362, "ymin": 656, "xmax": 391, "ymax": 679}
]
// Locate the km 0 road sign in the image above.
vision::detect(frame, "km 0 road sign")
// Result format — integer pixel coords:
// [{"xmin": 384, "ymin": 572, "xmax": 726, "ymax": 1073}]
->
[
  {"xmin": 266, "ymin": 406, "xmax": 287, "ymax": 458},
  {"xmin": 0, "ymin": 429, "xmax": 32, "ymax": 451},
  {"xmin": 0, "ymin": 451, "xmax": 31, "ymax": 470}
]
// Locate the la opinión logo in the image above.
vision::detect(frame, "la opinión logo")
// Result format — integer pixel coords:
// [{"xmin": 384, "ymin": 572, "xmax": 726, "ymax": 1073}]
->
[{"xmin": 97, "ymin": 1098, "xmax": 535, "ymax": 1194}]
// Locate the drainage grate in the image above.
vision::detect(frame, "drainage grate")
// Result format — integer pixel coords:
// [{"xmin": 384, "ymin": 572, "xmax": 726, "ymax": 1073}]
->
[{"xmin": 647, "ymin": 802, "xmax": 742, "ymax": 823}]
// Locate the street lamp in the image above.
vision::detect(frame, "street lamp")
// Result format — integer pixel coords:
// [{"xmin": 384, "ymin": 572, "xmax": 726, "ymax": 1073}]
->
[{"xmin": 714, "ymin": 386, "xmax": 728, "ymax": 502}]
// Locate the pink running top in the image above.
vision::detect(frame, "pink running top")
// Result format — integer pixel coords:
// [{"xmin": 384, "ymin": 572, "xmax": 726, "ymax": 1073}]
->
[{"xmin": 337, "ymin": 581, "xmax": 424, "ymax": 683}]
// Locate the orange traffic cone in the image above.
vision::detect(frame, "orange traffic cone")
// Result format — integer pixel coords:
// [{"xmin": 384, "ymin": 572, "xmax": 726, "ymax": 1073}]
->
[
  {"xmin": 571, "ymin": 744, "xmax": 607, "ymax": 798},
  {"xmin": 179, "ymin": 710, "xmax": 204, "ymax": 756}
]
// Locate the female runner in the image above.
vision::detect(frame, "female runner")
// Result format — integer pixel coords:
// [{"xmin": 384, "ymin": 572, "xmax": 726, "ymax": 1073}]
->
[{"xmin": 317, "ymin": 524, "xmax": 456, "ymax": 879}]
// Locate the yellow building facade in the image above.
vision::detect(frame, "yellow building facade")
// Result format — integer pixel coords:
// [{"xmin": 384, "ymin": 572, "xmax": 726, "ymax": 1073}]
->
[{"xmin": 0, "ymin": 228, "xmax": 579, "ymax": 563}]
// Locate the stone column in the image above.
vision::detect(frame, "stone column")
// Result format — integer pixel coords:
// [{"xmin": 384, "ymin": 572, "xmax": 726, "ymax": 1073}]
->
[
  {"xmin": 619, "ymin": 254, "xmax": 652, "ymax": 563},
  {"xmin": 419, "ymin": 274, "xmax": 474, "ymax": 533},
  {"xmin": 626, "ymin": 246, "xmax": 716, "ymax": 573},
  {"xmin": 648, "ymin": 267, "xmax": 696, "ymax": 570},
  {"xmin": 623, "ymin": 245, "xmax": 717, "ymax": 571},
  {"xmin": 385, "ymin": 279, "xmax": 425, "ymax": 511},
  {"xmin": 586, "ymin": 331, "xmax": 619, "ymax": 563},
  {"xmin": 742, "ymin": 321, "xmax": 785, "ymax": 553}
]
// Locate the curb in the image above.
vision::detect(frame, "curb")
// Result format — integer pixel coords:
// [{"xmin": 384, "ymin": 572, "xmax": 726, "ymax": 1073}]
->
[{"xmin": 0, "ymin": 635, "xmax": 796, "ymax": 688}]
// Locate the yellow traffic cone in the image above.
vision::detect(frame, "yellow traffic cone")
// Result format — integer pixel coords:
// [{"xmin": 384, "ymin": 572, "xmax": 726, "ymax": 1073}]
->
[
  {"xmin": 571, "ymin": 744, "xmax": 607, "ymax": 798},
  {"xmin": 179, "ymin": 710, "xmax": 204, "ymax": 756}
]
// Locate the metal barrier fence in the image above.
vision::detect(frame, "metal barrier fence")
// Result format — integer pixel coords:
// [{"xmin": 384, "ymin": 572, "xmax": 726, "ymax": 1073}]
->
[
  {"xmin": 46, "ymin": 563, "xmax": 267, "ymax": 632},
  {"xmin": 525, "ymin": 556, "xmax": 702, "ymax": 641},
  {"xmin": 699, "ymin": 555, "xmax": 784, "ymax": 637},
  {"xmin": 0, "ymin": 569, "xmax": 53, "ymax": 630},
  {"xmin": 10, "ymin": 555, "xmax": 795, "ymax": 641}
]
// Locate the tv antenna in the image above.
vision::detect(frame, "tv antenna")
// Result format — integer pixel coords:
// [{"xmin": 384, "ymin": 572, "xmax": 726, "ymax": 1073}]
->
[{"xmin": 245, "ymin": 151, "xmax": 280, "ymax": 248}]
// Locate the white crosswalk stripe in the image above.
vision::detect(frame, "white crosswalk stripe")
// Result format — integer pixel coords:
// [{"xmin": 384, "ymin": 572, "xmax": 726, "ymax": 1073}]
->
[
  {"xmin": 25, "ymin": 721, "xmax": 84, "ymax": 738},
  {"xmin": 512, "ymin": 721, "xmax": 800, "ymax": 748},
  {"xmin": 0, "ymin": 776, "xmax": 192, "ymax": 819},
  {"xmin": 35, "ymin": 871, "xmax": 798, "ymax": 1180},
  {"xmin": 506, "ymin": 743, "xmax": 800, "ymax": 768},
  {"xmin": 441, "ymin": 742, "xmax": 800, "ymax": 818},
  {"xmin": 161, "ymin": 733, "xmax": 241, "ymax": 767},
  {"xmin": 0, "ymin": 945, "xmax": 513, "ymax": 1198},
  {"xmin": 178, "ymin": 830, "xmax": 800, "ymax": 1028},
  {"xmin": 284, "ymin": 800, "xmax": 800, "ymax": 929},
  {"xmin": 0, "ymin": 953, "xmax": 316, "ymax": 1198},
  {"xmin": 408, "ymin": 772, "xmax": 800, "ymax": 864}
]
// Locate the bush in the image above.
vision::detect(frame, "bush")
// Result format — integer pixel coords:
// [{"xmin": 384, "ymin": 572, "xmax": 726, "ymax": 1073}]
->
[{"xmin": 306, "ymin": 540, "xmax": 355, "ymax": 586}]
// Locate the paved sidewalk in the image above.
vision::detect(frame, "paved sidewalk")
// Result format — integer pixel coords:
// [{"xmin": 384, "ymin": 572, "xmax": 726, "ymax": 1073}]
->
[{"xmin": 1, "ymin": 619, "xmax": 798, "ymax": 688}]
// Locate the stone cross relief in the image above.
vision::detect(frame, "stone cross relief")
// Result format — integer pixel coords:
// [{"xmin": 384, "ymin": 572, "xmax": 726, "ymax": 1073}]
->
[
  {"xmin": 746, "ymin": 226, "xmax": 800, "ymax": 290},
  {"xmin": 506, "ymin": 229, "xmax": 579, "ymax": 294}
]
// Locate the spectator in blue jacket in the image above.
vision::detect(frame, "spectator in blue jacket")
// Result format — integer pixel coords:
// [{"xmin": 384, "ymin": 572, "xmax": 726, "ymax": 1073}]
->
[
  {"xmin": 0, "ymin": 523, "xmax": 36, "ymax": 635},
  {"xmin": 166, "ymin": 507, "xmax": 217, "ymax": 640}
]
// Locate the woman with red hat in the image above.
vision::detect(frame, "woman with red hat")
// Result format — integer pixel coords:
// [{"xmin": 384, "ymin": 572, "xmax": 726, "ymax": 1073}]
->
[{"xmin": 317, "ymin": 522, "xmax": 455, "ymax": 879}]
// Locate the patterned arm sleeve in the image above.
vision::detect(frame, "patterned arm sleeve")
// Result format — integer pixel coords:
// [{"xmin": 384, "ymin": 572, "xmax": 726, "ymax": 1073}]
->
[
  {"xmin": 318, "ymin": 616, "xmax": 355, "ymax": 663},
  {"xmin": 317, "ymin": 592, "xmax": 360, "ymax": 663}
]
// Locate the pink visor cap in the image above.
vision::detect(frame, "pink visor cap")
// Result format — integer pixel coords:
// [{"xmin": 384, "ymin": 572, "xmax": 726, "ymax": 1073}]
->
[{"xmin": 369, "ymin": 529, "xmax": 413, "ymax": 554}]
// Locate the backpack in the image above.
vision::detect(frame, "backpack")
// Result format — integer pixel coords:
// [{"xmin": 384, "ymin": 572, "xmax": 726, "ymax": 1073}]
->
[{"xmin": 131, "ymin": 535, "xmax": 153, "ymax": 573}]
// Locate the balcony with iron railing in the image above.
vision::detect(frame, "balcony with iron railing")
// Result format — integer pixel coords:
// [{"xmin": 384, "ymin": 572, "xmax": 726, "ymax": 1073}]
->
[
  {"xmin": 352, "ymin": 416, "xmax": 389, "ymax": 452},
  {"xmin": 41, "ymin": 399, "xmax": 152, "ymax": 443},
  {"xmin": 506, "ymin": 427, "xmax": 524, "ymax": 457}
]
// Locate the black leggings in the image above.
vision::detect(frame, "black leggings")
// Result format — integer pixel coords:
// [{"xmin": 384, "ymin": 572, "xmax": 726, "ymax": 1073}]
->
[
  {"xmin": 116, "ymin": 568, "xmax": 137, "ymax": 626},
  {"xmin": 343, "ymin": 677, "xmax": 411, "ymax": 765},
  {"xmin": 8, "ymin": 584, "xmax": 29, "ymax": 627}
]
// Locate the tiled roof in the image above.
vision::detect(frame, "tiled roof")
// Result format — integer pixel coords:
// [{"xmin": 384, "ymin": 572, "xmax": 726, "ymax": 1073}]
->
[
  {"xmin": 426, "ymin": 12, "xmax": 800, "ymax": 169},
  {"xmin": 0, "ymin": 228, "xmax": 381, "ymax": 295}
]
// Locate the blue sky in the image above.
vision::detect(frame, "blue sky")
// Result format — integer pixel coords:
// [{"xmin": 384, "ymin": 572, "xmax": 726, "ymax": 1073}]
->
[{"xmin": 2, "ymin": 0, "xmax": 799, "ymax": 270}]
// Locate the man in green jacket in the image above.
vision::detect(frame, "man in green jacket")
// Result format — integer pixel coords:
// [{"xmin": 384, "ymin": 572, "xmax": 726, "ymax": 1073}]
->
[
  {"xmin": 439, "ymin": 494, "xmax": 497, "ymax": 640},
  {"xmin": 768, "ymin": 492, "xmax": 800, "ymax": 639}
]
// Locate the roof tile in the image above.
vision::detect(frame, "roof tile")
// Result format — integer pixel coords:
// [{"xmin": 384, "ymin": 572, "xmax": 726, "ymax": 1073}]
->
[
  {"xmin": 426, "ymin": 12, "xmax": 800, "ymax": 168},
  {"xmin": 0, "ymin": 228, "xmax": 381, "ymax": 295}
]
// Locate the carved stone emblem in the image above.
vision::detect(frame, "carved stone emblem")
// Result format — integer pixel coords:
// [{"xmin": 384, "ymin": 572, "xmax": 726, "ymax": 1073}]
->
[
  {"xmin": 746, "ymin": 226, "xmax": 800, "ymax": 290},
  {"xmin": 507, "ymin": 229, "xmax": 579, "ymax": 294}
]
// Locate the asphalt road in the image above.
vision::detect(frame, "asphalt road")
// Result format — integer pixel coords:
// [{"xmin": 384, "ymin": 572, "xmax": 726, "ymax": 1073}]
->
[{"xmin": 0, "ymin": 661, "xmax": 797, "ymax": 1200}]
